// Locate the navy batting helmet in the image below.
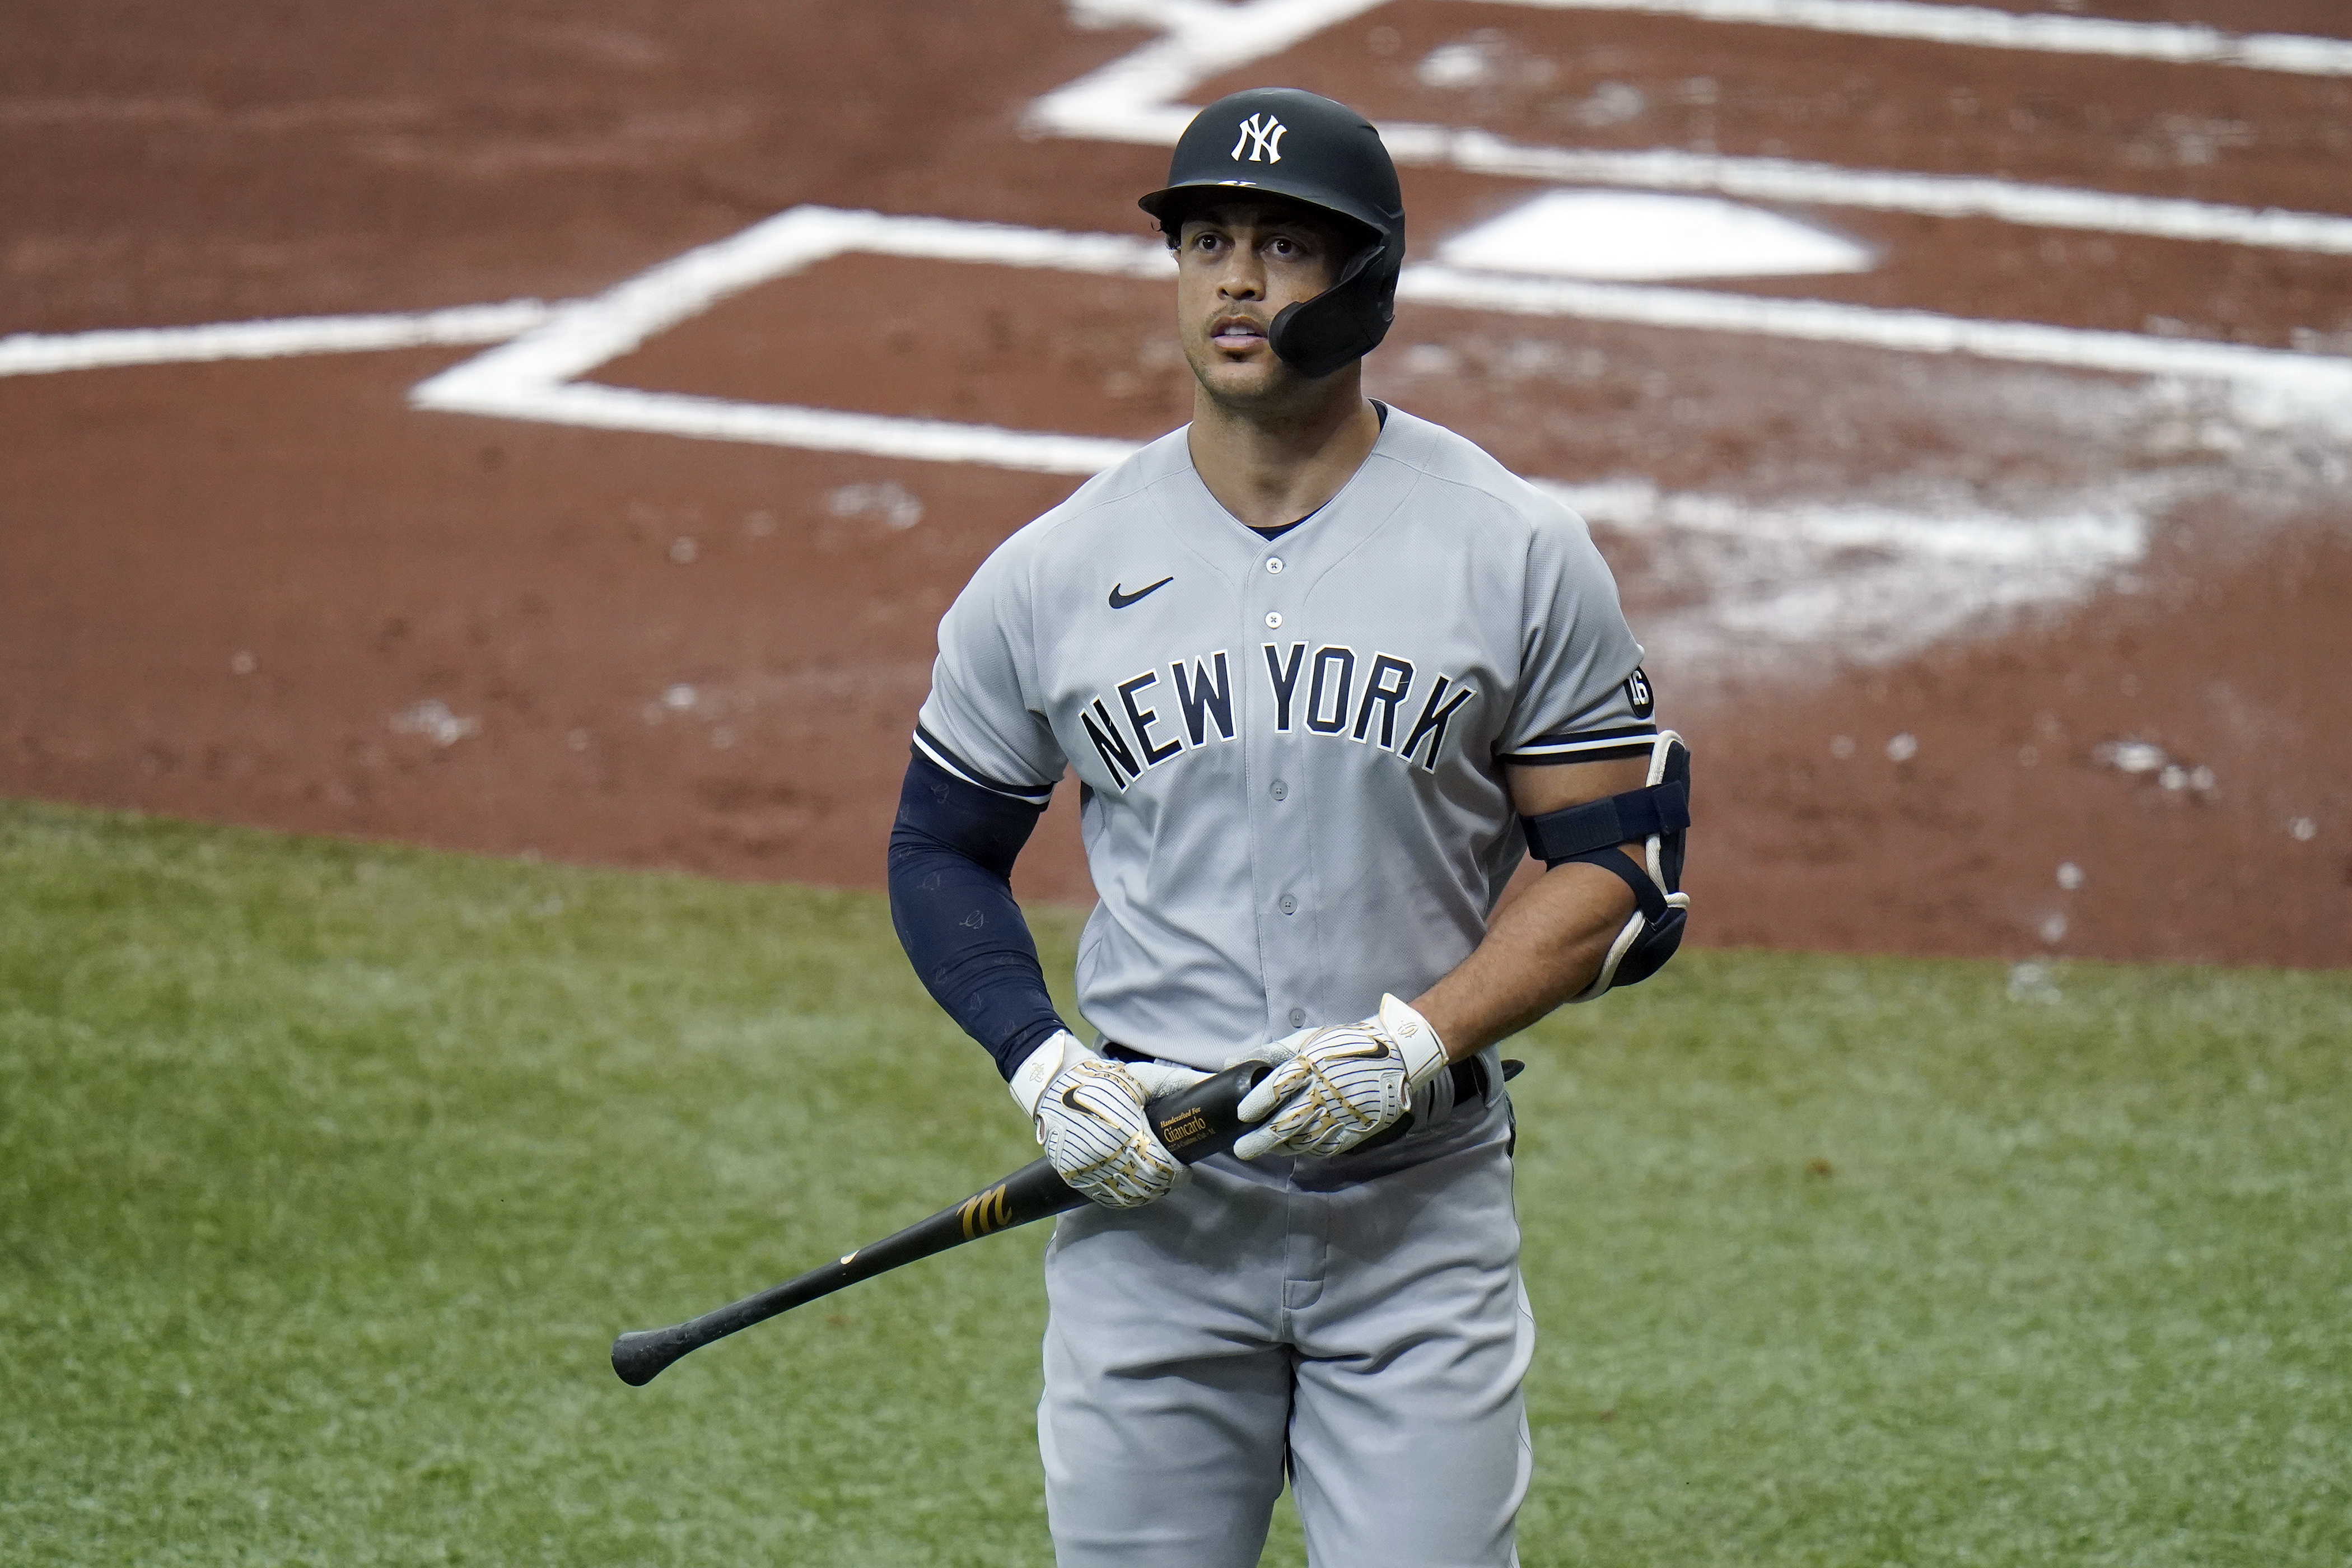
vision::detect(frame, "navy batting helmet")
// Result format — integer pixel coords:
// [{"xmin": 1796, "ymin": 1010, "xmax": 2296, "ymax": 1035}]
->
[{"xmin": 1138, "ymin": 87, "xmax": 1405, "ymax": 380}]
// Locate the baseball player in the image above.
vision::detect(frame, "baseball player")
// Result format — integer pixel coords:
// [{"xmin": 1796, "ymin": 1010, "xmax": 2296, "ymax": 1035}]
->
[{"xmin": 887, "ymin": 87, "xmax": 1690, "ymax": 1567}]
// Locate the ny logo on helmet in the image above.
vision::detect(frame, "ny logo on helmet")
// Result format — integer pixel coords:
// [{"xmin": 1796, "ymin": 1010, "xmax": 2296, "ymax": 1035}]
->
[{"xmin": 1230, "ymin": 113, "xmax": 1287, "ymax": 164}]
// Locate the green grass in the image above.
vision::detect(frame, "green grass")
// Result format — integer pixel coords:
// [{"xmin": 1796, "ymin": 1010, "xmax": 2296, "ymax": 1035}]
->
[{"xmin": 2, "ymin": 799, "xmax": 2346, "ymax": 1566}]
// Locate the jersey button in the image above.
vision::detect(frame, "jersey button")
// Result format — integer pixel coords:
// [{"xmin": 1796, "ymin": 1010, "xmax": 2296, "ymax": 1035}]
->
[
  {"xmin": 1265, "ymin": 557, "xmax": 1285, "ymax": 573},
  {"xmin": 1270, "ymin": 780, "xmax": 1287, "ymax": 801},
  {"xmin": 1264, "ymin": 612, "xmax": 1282, "ymax": 629},
  {"xmin": 1289, "ymin": 1008, "xmax": 1307, "ymax": 1028},
  {"xmin": 1278, "ymin": 894, "xmax": 1297, "ymax": 915}
]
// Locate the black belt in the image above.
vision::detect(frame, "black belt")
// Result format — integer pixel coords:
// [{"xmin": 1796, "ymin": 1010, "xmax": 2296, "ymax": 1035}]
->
[{"xmin": 1449, "ymin": 1054, "xmax": 1490, "ymax": 1104}]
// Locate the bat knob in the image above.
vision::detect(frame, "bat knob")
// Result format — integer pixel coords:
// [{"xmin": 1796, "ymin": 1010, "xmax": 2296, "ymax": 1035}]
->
[{"xmin": 611, "ymin": 1323, "xmax": 697, "ymax": 1386}]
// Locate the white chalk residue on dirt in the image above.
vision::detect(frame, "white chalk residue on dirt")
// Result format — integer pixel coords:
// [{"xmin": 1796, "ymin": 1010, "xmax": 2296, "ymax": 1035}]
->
[
  {"xmin": 1535, "ymin": 478, "xmax": 2152, "ymax": 671},
  {"xmin": 389, "ymin": 700, "xmax": 482, "ymax": 747},
  {"xmin": 827, "ymin": 481, "xmax": 925, "ymax": 529}
]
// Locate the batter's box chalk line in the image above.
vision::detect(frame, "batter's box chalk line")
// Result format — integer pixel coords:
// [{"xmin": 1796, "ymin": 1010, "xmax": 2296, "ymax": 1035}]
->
[
  {"xmin": 407, "ymin": 205, "xmax": 2352, "ymax": 470},
  {"xmin": 0, "ymin": 301, "xmax": 553, "ymax": 379},
  {"xmin": 1054, "ymin": 0, "xmax": 2352, "ymax": 92},
  {"xmin": 411, "ymin": 208, "xmax": 1165, "ymax": 475},
  {"xmin": 1038, "ymin": 0, "xmax": 2352, "ymax": 256}
]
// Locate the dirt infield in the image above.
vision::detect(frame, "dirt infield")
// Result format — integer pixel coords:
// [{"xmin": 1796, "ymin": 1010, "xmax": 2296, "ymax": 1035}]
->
[{"xmin": 6, "ymin": 0, "xmax": 2348, "ymax": 967}]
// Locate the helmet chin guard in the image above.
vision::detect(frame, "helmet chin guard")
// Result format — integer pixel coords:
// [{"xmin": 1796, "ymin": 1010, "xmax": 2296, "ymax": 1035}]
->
[
  {"xmin": 1268, "ymin": 237, "xmax": 1396, "ymax": 380},
  {"xmin": 1139, "ymin": 87, "xmax": 1406, "ymax": 380}
]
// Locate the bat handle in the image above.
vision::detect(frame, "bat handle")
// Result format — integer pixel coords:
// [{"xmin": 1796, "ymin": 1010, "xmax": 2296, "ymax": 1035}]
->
[{"xmin": 1150, "ymin": 1058, "xmax": 1269, "ymax": 1161}]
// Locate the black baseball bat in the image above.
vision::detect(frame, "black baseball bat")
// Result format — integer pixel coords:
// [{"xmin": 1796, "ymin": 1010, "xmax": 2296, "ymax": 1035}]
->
[{"xmin": 610, "ymin": 1058, "xmax": 1275, "ymax": 1386}]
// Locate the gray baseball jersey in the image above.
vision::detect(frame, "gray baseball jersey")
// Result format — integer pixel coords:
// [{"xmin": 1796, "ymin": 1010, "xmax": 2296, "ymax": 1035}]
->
[{"xmin": 915, "ymin": 405, "xmax": 1649, "ymax": 1070}]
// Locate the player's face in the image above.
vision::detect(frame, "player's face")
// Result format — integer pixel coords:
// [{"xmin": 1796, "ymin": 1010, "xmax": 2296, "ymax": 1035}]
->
[{"xmin": 1174, "ymin": 201, "xmax": 1347, "ymax": 406}]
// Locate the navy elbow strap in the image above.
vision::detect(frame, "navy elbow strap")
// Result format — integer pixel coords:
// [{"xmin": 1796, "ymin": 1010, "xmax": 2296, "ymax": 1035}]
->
[
  {"xmin": 1518, "ymin": 731, "xmax": 1692, "ymax": 998},
  {"xmin": 1520, "ymin": 778, "xmax": 1688, "ymax": 864},
  {"xmin": 887, "ymin": 750, "xmax": 1068, "ymax": 1078}
]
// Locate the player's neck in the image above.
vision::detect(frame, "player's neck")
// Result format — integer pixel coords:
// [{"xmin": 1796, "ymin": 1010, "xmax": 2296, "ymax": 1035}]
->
[{"xmin": 1186, "ymin": 366, "xmax": 1380, "ymax": 531}]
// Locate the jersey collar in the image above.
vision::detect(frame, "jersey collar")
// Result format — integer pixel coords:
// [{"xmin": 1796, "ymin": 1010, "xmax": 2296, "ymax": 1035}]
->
[{"xmin": 1151, "ymin": 405, "xmax": 1422, "ymax": 583}]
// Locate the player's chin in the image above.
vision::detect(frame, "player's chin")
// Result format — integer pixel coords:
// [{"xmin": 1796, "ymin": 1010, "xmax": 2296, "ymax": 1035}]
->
[{"xmin": 1194, "ymin": 354, "xmax": 1294, "ymax": 404}]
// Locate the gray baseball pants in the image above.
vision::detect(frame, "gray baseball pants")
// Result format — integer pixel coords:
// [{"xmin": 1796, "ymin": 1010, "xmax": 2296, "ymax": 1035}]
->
[{"xmin": 1038, "ymin": 1086, "xmax": 1530, "ymax": 1567}]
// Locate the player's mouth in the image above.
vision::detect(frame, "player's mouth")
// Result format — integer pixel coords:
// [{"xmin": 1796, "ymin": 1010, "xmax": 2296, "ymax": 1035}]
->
[{"xmin": 1208, "ymin": 314, "xmax": 1268, "ymax": 352}]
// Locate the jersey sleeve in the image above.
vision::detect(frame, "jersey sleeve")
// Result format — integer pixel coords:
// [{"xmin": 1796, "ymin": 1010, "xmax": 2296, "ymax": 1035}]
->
[
  {"xmin": 1495, "ymin": 500, "xmax": 1653, "ymax": 764},
  {"xmin": 914, "ymin": 535, "xmax": 1068, "ymax": 804}
]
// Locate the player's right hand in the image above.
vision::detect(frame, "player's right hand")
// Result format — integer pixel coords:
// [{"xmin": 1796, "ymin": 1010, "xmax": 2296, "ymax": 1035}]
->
[
  {"xmin": 1230, "ymin": 995, "xmax": 1450, "ymax": 1160},
  {"xmin": 1009, "ymin": 1030, "xmax": 1197, "ymax": 1208}
]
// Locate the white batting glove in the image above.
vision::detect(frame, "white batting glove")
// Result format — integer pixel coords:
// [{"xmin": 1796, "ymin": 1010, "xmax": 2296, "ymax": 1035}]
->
[
  {"xmin": 1231, "ymin": 995, "xmax": 1450, "ymax": 1160},
  {"xmin": 1009, "ymin": 1030, "xmax": 1206, "ymax": 1208}
]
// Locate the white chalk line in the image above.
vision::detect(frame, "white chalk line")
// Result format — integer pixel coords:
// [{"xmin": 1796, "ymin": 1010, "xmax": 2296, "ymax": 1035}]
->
[
  {"xmin": 1405, "ymin": 131, "xmax": 2352, "ymax": 256},
  {"xmin": 1394, "ymin": 265, "xmax": 2352, "ymax": 428},
  {"xmin": 1048, "ymin": 0, "xmax": 1385, "ymax": 146},
  {"xmin": 1053, "ymin": 0, "xmax": 2352, "ymax": 106},
  {"xmin": 1463, "ymin": 0, "xmax": 2352, "ymax": 76},
  {"xmin": 1035, "ymin": 1, "xmax": 2352, "ymax": 255},
  {"xmin": 416, "ymin": 208, "xmax": 1171, "ymax": 396},
  {"xmin": 406, "ymin": 208, "xmax": 2352, "ymax": 460},
  {"xmin": 409, "ymin": 207, "xmax": 1174, "ymax": 473},
  {"xmin": 463, "ymin": 381, "xmax": 1146, "ymax": 474},
  {"xmin": 0, "ymin": 301, "xmax": 553, "ymax": 379},
  {"xmin": 15, "ymin": 208, "xmax": 2348, "ymax": 445}
]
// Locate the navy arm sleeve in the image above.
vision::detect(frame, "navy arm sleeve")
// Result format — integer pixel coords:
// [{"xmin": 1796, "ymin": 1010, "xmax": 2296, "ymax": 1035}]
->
[{"xmin": 886, "ymin": 752, "xmax": 1069, "ymax": 1081}]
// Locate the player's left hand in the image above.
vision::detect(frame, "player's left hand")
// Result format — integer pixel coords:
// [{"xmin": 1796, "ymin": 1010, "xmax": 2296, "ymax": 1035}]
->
[
  {"xmin": 1231, "ymin": 995, "xmax": 1450, "ymax": 1160},
  {"xmin": 1013, "ymin": 1031, "xmax": 1212, "ymax": 1208}
]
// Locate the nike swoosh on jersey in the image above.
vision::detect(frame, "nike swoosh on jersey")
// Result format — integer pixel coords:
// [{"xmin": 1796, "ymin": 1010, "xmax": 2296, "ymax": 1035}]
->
[{"xmin": 1108, "ymin": 576, "xmax": 1174, "ymax": 609}]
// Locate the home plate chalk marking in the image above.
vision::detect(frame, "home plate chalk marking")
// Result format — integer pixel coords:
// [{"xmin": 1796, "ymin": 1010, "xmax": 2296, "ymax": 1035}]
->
[
  {"xmin": 1436, "ymin": 191, "xmax": 1875, "ymax": 281},
  {"xmin": 1040, "ymin": 0, "xmax": 2352, "ymax": 255},
  {"xmin": 408, "ymin": 206, "xmax": 2352, "ymax": 466}
]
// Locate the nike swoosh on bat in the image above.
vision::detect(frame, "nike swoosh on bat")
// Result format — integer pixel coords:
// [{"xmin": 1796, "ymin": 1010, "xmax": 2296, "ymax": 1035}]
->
[{"xmin": 1108, "ymin": 577, "xmax": 1174, "ymax": 609}]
